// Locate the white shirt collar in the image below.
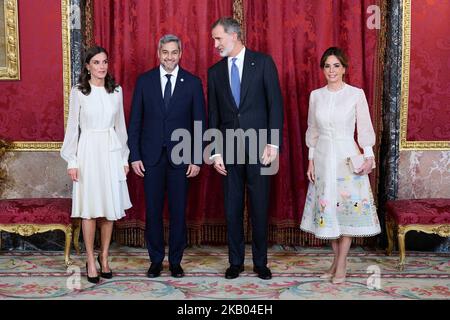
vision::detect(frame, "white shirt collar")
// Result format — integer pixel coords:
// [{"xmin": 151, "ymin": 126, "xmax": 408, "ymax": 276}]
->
[
  {"xmin": 160, "ymin": 64, "xmax": 179, "ymax": 79},
  {"xmin": 228, "ymin": 46, "xmax": 246, "ymax": 63}
]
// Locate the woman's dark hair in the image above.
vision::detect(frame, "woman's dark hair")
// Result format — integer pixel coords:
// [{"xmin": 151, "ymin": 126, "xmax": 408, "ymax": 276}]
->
[
  {"xmin": 320, "ymin": 47, "xmax": 349, "ymax": 69},
  {"xmin": 77, "ymin": 46, "xmax": 118, "ymax": 95}
]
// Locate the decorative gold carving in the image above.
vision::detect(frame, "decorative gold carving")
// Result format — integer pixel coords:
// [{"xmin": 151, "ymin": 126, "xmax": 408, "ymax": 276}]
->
[
  {"xmin": 9, "ymin": 0, "xmax": 71, "ymax": 151},
  {"xmin": 10, "ymin": 141, "xmax": 63, "ymax": 151},
  {"xmin": 233, "ymin": 0, "xmax": 245, "ymax": 45},
  {"xmin": 0, "ymin": 221, "xmax": 81, "ymax": 267},
  {"xmin": 84, "ymin": 0, "xmax": 94, "ymax": 48},
  {"xmin": 61, "ymin": 0, "xmax": 71, "ymax": 132},
  {"xmin": 0, "ymin": 0, "xmax": 20, "ymax": 80},
  {"xmin": 400, "ymin": 0, "xmax": 450, "ymax": 150},
  {"xmin": 371, "ymin": 0, "xmax": 388, "ymax": 201},
  {"xmin": 387, "ymin": 219, "xmax": 450, "ymax": 270}
]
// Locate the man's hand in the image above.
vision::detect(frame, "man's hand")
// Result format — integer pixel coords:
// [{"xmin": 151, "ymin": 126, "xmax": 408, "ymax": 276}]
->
[
  {"xmin": 186, "ymin": 164, "xmax": 200, "ymax": 178},
  {"xmin": 67, "ymin": 168, "xmax": 79, "ymax": 182},
  {"xmin": 131, "ymin": 160, "xmax": 145, "ymax": 177},
  {"xmin": 261, "ymin": 144, "xmax": 278, "ymax": 166},
  {"xmin": 212, "ymin": 155, "xmax": 227, "ymax": 176},
  {"xmin": 356, "ymin": 158, "xmax": 374, "ymax": 175}
]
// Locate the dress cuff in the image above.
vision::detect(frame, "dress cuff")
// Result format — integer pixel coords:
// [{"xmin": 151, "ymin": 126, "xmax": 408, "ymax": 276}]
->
[
  {"xmin": 268, "ymin": 144, "xmax": 279, "ymax": 149},
  {"xmin": 209, "ymin": 154, "xmax": 222, "ymax": 161},
  {"xmin": 363, "ymin": 146, "xmax": 374, "ymax": 158},
  {"xmin": 68, "ymin": 160, "xmax": 78, "ymax": 169},
  {"xmin": 308, "ymin": 147, "xmax": 315, "ymax": 160}
]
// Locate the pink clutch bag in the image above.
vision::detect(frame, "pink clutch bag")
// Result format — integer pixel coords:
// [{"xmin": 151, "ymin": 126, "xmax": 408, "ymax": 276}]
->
[{"xmin": 346, "ymin": 154, "xmax": 375, "ymax": 173}]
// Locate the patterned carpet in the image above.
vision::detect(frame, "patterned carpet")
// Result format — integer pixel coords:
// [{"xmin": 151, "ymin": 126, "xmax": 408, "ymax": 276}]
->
[{"xmin": 0, "ymin": 245, "xmax": 449, "ymax": 300}]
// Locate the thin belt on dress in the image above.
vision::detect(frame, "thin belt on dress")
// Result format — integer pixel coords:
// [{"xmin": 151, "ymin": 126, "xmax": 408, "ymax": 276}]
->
[{"xmin": 82, "ymin": 127, "xmax": 122, "ymax": 151}]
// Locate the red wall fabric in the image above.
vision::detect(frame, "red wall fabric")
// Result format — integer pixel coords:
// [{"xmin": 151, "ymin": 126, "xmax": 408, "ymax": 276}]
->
[
  {"xmin": 93, "ymin": 0, "xmax": 233, "ymax": 237},
  {"xmin": 244, "ymin": 0, "xmax": 380, "ymax": 225},
  {"xmin": 0, "ymin": 0, "xmax": 64, "ymax": 141},
  {"xmin": 407, "ymin": 0, "xmax": 450, "ymax": 141}
]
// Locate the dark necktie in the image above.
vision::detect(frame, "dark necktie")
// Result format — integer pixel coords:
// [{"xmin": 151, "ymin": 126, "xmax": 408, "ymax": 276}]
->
[{"xmin": 163, "ymin": 74, "xmax": 172, "ymax": 110}]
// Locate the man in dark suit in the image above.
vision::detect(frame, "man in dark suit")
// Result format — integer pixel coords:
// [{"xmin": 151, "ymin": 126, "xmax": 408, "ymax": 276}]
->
[
  {"xmin": 128, "ymin": 34, "xmax": 206, "ymax": 278},
  {"xmin": 208, "ymin": 18, "xmax": 283, "ymax": 280}
]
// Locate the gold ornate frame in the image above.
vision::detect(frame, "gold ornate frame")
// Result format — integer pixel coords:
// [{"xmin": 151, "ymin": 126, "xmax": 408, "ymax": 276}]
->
[
  {"xmin": 400, "ymin": 0, "xmax": 450, "ymax": 150},
  {"xmin": 9, "ymin": 0, "xmax": 71, "ymax": 151},
  {"xmin": 0, "ymin": 0, "xmax": 19, "ymax": 80}
]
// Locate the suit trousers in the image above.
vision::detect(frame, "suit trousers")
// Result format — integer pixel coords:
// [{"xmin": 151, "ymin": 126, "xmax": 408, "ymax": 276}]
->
[
  {"xmin": 223, "ymin": 162, "xmax": 270, "ymax": 268},
  {"xmin": 143, "ymin": 148, "xmax": 188, "ymax": 265}
]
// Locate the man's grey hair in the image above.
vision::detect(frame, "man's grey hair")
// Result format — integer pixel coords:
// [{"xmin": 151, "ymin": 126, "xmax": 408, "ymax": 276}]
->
[
  {"xmin": 212, "ymin": 17, "xmax": 242, "ymax": 40},
  {"xmin": 158, "ymin": 34, "xmax": 182, "ymax": 51}
]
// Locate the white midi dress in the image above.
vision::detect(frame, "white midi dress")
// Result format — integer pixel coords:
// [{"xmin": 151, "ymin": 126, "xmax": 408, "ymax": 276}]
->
[
  {"xmin": 61, "ymin": 85, "xmax": 132, "ymax": 220},
  {"xmin": 300, "ymin": 84, "xmax": 381, "ymax": 239}
]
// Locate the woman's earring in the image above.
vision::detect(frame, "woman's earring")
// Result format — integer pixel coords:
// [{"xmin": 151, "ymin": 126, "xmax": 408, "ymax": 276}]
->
[{"xmin": 87, "ymin": 70, "xmax": 90, "ymax": 75}]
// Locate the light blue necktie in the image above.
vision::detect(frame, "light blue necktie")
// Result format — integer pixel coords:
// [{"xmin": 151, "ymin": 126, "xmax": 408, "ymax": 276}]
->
[{"xmin": 230, "ymin": 57, "xmax": 240, "ymax": 108}]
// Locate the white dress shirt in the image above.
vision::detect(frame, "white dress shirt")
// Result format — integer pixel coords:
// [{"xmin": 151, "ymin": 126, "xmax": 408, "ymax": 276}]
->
[
  {"xmin": 160, "ymin": 65, "xmax": 179, "ymax": 97},
  {"xmin": 227, "ymin": 47, "xmax": 245, "ymax": 86}
]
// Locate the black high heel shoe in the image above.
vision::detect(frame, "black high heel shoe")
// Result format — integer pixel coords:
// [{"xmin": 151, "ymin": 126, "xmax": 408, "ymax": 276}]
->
[
  {"xmin": 85, "ymin": 262, "xmax": 100, "ymax": 284},
  {"xmin": 97, "ymin": 255, "xmax": 113, "ymax": 279}
]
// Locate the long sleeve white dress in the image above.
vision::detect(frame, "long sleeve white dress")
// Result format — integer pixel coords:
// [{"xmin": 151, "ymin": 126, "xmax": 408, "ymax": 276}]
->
[
  {"xmin": 61, "ymin": 84, "xmax": 132, "ymax": 220},
  {"xmin": 300, "ymin": 83, "xmax": 381, "ymax": 239}
]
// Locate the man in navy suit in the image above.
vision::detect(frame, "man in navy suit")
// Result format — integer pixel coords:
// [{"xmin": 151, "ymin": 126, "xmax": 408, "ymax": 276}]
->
[
  {"xmin": 208, "ymin": 18, "xmax": 283, "ymax": 280},
  {"xmin": 128, "ymin": 34, "xmax": 206, "ymax": 278}
]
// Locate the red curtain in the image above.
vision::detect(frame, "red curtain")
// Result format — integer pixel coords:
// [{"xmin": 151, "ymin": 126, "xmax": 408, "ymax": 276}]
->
[
  {"xmin": 92, "ymin": 0, "xmax": 382, "ymax": 246},
  {"xmin": 93, "ymin": 0, "xmax": 233, "ymax": 245},
  {"xmin": 244, "ymin": 0, "xmax": 381, "ymax": 244}
]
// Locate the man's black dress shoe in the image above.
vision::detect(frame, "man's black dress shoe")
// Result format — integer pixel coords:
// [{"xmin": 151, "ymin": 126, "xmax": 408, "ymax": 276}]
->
[
  {"xmin": 253, "ymin": 266, "xmax": 272, "ymax": 280},
  {"xmin": 147, "ymin": 262, "xmax": 163, "ymax": 278},
  {"xmin": 169, "ymin": 264, "xmax": 185, "ymax": 278},
  {"xmin": 225, "ymin": 265, "xmax": 244, "ymax": 279}
]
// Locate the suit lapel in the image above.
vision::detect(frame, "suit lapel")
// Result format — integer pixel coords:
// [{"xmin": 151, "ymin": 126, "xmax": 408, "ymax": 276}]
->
[
  {"xmin": 239, "ymin": 49, "xmax": 255, "ymax": 109},
  {"xmin": 151, "ymin": 69, "xmax": 165, "ymax": 115}
]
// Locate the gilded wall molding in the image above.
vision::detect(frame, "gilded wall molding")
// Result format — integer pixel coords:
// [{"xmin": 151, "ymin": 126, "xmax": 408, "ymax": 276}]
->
[
  {"xmin": 10, "ymin": 0, "xmax": 70, "ymax": 151},
  {"xmin": 233, "ymin": 0, "xmax": 245, "ymax": 44},
  {"xmin": 84, "ymin": 0, "xmax": 94, "ymax": 48},
  {"xmin": 0, "ymin": 0, "xmax": 20, "ymax": 80},
  {"xmin": 400, "ymin": 0, "xmax": 450, "ymax": 150}
]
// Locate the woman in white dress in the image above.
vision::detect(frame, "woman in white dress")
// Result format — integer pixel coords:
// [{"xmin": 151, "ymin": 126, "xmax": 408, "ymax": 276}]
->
[
  {"xmin": 61, "ymin": 46, "xmax": 132, "ymax": 283},
  {"xmin": 300, "ymin": 47, "xmax": 380, "ymax": 284}
]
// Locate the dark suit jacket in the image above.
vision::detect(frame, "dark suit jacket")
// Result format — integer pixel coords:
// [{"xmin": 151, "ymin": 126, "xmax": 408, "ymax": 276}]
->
[
  {"xmin": 207, "ymin": 48, "xmax": 283, "ymax": 163},
  {"xmin": 128, "ymin": 67, "xmax": 206, "ymax": 167}
]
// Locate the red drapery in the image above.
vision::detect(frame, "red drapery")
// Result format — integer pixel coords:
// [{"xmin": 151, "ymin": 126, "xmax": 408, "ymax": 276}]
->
[{"xmin": 92, "ymin": 0, "xmax": 382, "ymax": 246}]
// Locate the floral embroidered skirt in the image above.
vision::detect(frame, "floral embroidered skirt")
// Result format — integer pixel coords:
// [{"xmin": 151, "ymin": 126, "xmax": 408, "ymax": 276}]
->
[{"xmin": 300, "ymin": 142, "xmax": 381, "ymax": 239}]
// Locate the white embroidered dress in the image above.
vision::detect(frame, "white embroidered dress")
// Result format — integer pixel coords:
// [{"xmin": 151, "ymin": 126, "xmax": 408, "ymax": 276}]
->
[
  {"xmin": 300, "ymin": 84, "xmax": 381, "ymax": 239},
  {"xmin": 61, "ymin": 85, "xmax": 132, "ymax": 220}
]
